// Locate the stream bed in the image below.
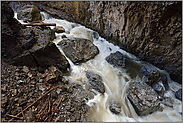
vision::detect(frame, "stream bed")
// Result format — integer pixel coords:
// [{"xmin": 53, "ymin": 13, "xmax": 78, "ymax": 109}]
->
[{"xmin": 15, "ymin": 12, "xmax": 182, "ymax": 122}]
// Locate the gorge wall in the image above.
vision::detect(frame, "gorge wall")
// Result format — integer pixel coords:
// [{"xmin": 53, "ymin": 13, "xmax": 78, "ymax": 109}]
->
[{"xmin": 12, "ymin": 1, "xmax": 182, "ymax": 84}]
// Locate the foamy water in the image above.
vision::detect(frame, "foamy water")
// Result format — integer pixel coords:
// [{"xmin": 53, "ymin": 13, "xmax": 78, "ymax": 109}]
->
[{"xmin": 15, "ymin": 12, "xmax": 182, "ymax": 122}]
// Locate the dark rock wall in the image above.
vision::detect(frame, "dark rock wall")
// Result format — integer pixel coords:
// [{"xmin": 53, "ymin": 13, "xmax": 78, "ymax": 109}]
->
[{"xmin": 12, "ymin": 1, "xmax": 182, "ymax": 83}]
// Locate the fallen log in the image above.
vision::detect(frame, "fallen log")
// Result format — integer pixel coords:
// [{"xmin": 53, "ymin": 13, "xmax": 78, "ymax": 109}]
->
[{"xmin": 22, "ymin": 23, "xmax": 56, "ymax": 27}]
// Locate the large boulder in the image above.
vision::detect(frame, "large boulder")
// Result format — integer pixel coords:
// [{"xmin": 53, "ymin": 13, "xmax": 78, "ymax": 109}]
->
[
  {"xmin": 106, "ymin": 51, "xmax": 127, "ymax": 67},
  {"xmin": 1, "ymin": 3, "xmax": 24, "ymax": 56},
  {"xmin": 86, "ymin": 71, "xmax": 105, "ymax": 94},
  {"xmin": 127, "ymin": 81, "xmax": 160, "ymax": 116},
  {"xmin": 6, "ymin": 26, "xmax": 69, "ymax": 71},
  {"xmin": 17, "ymin": 5, "xmax": 42, "ymax": 22},
  {"xmin": 58, "ymin": 38, "xmax": 99, "ymax": 64}
]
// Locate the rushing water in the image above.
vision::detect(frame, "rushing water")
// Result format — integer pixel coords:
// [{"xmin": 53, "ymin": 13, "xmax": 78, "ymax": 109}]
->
[{"xmin": 15, "ymin": 12, "xmax": 182, "ymax": 122}]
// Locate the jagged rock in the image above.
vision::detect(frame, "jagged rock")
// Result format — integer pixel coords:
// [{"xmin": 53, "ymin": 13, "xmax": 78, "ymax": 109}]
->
[
  {"xmin": 152, "ymin": 83, "xmax": 165, "ymax": 96},
  {"xmin": 8, "ymin": 26, "xmax": 69, "ymax": 71},
  {"xmin": 86, "ymin": 71, "xmax": 105, "ymax": 94},
  {"xmin": 109, "ymin": 100, "xmax": 121, "ymax": 114},
  {"xmin": 141, "ymin": 63, "xmax": 161, "ymax": 84},
  {"xmin": 159, "ymin": 97, "xmax": 173, "ymax": 108},
  {"xmin": 53, "ymin": 26, "xmax": 65, "ymax": 33},
  {"xmin": 175, "ymin": 89, "xmax": 182, "ymax": 101},
  {"xmin": 106, "ymin": 51, "xmax": 127, "ymax": 67},
  {"xmin": 58, "ymin": 38, "xmax": 99, "ymax": 64},
  {"xmin": 127, "ymin": 81, "xmax": 160, "ymax": 116},
  {"xmin": 160, "ymin": 74, "xmax": 169, "ymax": 91},
  {"xmin": 45, "ymin": 65, "xmax": 62, "ymax": 84},
  {"xmin": 17, "ymin": 5, "xmax": 42, "ymax": 22}
]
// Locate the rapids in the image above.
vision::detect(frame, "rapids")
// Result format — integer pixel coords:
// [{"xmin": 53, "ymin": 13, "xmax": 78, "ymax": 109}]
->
[{"xmin": 15, "ymin": 12, "xmax": 182, "ymax": 122}]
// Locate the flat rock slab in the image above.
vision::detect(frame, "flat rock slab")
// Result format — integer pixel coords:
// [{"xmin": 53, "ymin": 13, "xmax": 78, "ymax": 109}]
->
[
  {"xmin": 58, "ymin": 38, "xmax": 99, "ymax": 64},
  {"xmin": 127, "ymin": 81, "xmax": 160, "ymax": 116}
]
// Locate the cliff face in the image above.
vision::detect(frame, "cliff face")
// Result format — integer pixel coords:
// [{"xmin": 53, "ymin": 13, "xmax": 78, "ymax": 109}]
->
[{"xmin": 18, "ymin": 1, "xmax": 182, "ymax": 83}]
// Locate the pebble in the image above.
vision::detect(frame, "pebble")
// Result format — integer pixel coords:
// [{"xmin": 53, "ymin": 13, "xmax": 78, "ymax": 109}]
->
[
  {"xmin": 18, "ymin": 80, "xmax": 25, "ymax": 85},
  {"xmin": 28, "ymin": 73, "xmax": 32, "ymax": 77},
  {"xmin": 23, "ymin": 66, "xmax": 30, "ymax": 74}
]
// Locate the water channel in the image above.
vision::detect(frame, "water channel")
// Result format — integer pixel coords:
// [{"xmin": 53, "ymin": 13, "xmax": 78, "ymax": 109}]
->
[{"xmin": 15, "ymin": 12, "xmax": 182, "ymax": 122}]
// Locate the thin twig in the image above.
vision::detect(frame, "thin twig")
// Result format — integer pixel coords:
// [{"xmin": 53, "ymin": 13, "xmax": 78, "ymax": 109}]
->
[
  {"xmin": 20, "ymin": 107, "xmax": 26, "ymax": 122},
  {"xmin": 8, "ymin": 86, "xmax": 56, "ymax": 122},
  {"xmin": 55, "ymin": 96, "xmax": 64, "ymax": 111},
  {"xmin": 6, "ymin": 114, "xmax": 23, "ymax": 120}
]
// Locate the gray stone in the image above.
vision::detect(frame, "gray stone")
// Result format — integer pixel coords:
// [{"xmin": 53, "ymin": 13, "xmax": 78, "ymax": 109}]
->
[
  {"xmin": 58, "ymin": 38, "xmax": 99, "ymax": 64},
  {"xmin": 17, "ymin": 5, "xmax": 42, "ymax": 22},
  {"xmin": 53, "ymin": 26, "xmax": 65, "ymax": 33},
  {"xmin": 106, "ymin": 51, "xmax": 127, "ymax": 67},
  {"xmin": 152, "ymin": 83, "xmax": 165, "ymax": 96},
  {"xmin": 175, "ymin": 89, "xmax": 182, "ymax": 101},
  {"xmin": 141, "ymin": 63, "xmax": 161, "ymax": 84},
  {"xmin": 127, "ymin": 81, "xmax": 160, "ymax": 116},
  {"xmin": 86, "ymin": 71, "xmax": 105, "ymax": 94},
  {"xmin": 109, "ymin": 100, "xmax": 121, "ymax": 114}
]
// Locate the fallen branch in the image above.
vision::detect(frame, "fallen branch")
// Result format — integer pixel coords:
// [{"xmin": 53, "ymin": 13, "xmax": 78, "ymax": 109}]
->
[
  {"xmin": 22, "ymin": 23, "xmax": 56, "ymax": 26},
  {"xmin": 8, "ymin": 86, "xmax": 56, "ymax": 122}
]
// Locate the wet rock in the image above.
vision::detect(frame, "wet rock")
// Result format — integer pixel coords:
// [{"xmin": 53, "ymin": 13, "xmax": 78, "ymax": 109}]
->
[
  {"xmin": 86, "ymin": 71, "xmax": 105, "ymax": 94},
  {"xmin": 175, "ymin": 89, "xmax": 182, "ymax": 101},
  {"xmin": 160, "ymin": 74, "xmax": 169, "ymax": 91},
  {"xmin": 92, "ymin": 31, "xmax": 99, "ymax": 40},
  {"xmin": 127, "ymin": 81, "xmax": 160, "ymax": 116},
  {"xmin": 53, "ymin": 26, "xmax": 65, "ymax": 33},
  {"xmin": 141, "ymin": 63, "xmax": 161, "ymax": 84},
  {"xmin": 17, "ymin": 5, "xmax": 42, "ymax": 22},
  {"xmin": 159, "ymin": 97, "xmax": 173, "ymax": 108},
  {"xmin": 106, "ymin": 51, "xmax": 127, "ymax": 67},
  {"xmin": 72, "ymin": 83, "xmax": 95, "ymax": 102},
  {"xmin": 152, "ymin": 83, "xmax": 165, "ymax": 96},
  {"xmin": 58, "ymin": 38, "xmax": 99, "ymax": 64},
  {"xmin": 109, "ymin": 100, "xmax": 121, "ymax": 114},
  {"xmin": 45, "ymin": 65, "xmax": 62, "ymax": 84}
]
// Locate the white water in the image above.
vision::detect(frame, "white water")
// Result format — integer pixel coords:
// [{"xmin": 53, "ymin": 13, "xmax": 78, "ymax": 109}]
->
[{"xmin": 15, "ymin": 12, "xmax": 182, "ymax": 122}]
